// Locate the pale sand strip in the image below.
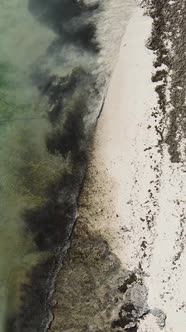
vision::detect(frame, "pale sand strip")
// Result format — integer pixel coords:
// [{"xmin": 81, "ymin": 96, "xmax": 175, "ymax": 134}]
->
[{"xmin": 83, "ymin": 6, "xmax": 157, "ymax": 269}]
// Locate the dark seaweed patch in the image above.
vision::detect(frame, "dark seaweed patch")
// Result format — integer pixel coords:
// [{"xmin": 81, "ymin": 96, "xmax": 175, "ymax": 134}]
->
[
  {"xmin": 32, "ymin": 67, "xmax": 93, "ymax": 125},
  {"xmin": 23, "ymin": 173, "xmax": 79, "ymax": 251},
  {"xmin": 65, "ymin": 22, "xmax": 100, "ymax": 52},
  {"xmin": 111, "ymin": 304, "xmax": 138, "ymax": 331},
  {"xmin": 29, "ymin": 0, "xmax": 100, "ymax": 52},
  {"xmin": 5, "ymin": 255, "xmax": 58, "ymax": 332},
  {"xmin": 118, "ymin": 273, "xmax": 137, "ymax": 294},
  {"xmin": 32, "ymin": 67, "xmax": 80, "ymax": 97},
  {"xmin": 28, "ymin": 0, "xmax": 82, "ymax": 31},
  {"xmin": 46, "ymin": 98, "xmax": 86, "ymax": 158},
  {"xmin": 29, "ymin": 0, "xmax": 99, "ymax": 30}
]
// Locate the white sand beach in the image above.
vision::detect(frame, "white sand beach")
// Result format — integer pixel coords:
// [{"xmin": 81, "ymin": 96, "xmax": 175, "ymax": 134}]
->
[
  {"xmin": 79, "ymin": 3, "xmax": 186, "ymax": 331},
  {"xmin": 86, "ymin": 6, "xmax": 157, "ymax": 267}
]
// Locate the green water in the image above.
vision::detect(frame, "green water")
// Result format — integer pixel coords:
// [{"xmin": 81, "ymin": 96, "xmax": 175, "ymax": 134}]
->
[{"xmin": 0, "ymin": 0, "xmax": 66, "ymax": 329}]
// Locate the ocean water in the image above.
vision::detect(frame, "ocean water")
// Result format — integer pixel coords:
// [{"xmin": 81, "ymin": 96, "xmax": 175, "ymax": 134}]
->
[{"xmin": 0, "ymin": 0, "xmax": 135, "ymax": 331}]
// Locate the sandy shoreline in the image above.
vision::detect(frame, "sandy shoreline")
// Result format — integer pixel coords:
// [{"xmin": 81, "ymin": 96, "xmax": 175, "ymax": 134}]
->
[
  {"xmin": 84, "ymin": 6, "xmax": 158, "ymax": 268},
  {"xmin": 82, "ymin": 2, "xmax": 186, "ymax": 331},
  {"xmin": 51, "ymin": 3, "xmax": 159, "ymax": 331},
  {"xmin": 51, "ymin": 1, "xmax": 186, "ymax": 331}
]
